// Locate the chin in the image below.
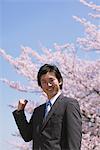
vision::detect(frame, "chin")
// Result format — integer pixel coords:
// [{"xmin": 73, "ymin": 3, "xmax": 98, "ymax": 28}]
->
[{"xmin": 49, "ymin": 92, "xmax": 57, "ymax": 98}]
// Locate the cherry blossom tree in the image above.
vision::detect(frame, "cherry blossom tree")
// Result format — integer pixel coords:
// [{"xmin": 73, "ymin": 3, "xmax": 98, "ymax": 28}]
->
[
  {"xmin": 0, "ymin": 0, "xmax": 100, "ymax": 150},
  {"xmin": 73, "ymin": 0, "xmax": 100, "ymax": 51}
]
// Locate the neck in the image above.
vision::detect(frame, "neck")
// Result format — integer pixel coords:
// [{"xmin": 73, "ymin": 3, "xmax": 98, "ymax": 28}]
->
[{"xmin": 47, "ymin": 90, "xmax": 61, "ymax": 100}]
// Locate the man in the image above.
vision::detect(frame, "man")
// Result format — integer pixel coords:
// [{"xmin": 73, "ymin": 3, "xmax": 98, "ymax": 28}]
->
[{"xmin": 13, "ymin": 64, "xmax": 82, "ymax": 150}]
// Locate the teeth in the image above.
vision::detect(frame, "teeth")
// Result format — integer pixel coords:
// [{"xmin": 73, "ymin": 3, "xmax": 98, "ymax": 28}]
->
[{"xmin": 48, "ymin": 89, "xmax": 52, "ymax": 91}]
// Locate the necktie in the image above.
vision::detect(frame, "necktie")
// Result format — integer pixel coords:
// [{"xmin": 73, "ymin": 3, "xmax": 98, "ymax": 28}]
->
[{"xmin": 45, "ymin": 100, "xmax": 52, "ymax": 117}]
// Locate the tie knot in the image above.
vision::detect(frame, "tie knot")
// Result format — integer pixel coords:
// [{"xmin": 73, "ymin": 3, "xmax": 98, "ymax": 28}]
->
[
  {"xmin": 46, "ymin": 100, "xmax": 52, "ymax": 107},
  {"xmin": 45, "ymin": 100, "xmax": 52, "ymax": 117}
]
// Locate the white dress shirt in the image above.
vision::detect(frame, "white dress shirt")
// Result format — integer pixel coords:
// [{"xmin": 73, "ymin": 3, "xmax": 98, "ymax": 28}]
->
[{"xmin": 45, "ymin": 90, "xmax": 62, "ymax": 117}]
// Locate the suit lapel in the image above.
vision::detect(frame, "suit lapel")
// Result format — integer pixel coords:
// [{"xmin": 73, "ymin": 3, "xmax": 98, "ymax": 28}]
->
[
  {"xmin": 37, "ymin": 103, "xmax": 46, "ymax": 132},
  {"xmin": 41, "ymin": 94, "xmax": 63, "ymax": 131}
]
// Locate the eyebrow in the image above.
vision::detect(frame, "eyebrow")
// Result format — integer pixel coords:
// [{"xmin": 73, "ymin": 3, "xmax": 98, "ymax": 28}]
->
[{"xmin": 41, "ymin": 77, "xmax": 55, "ymax": 81}]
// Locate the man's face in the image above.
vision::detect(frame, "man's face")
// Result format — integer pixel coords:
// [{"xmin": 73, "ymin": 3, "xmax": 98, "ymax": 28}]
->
[{"xmin": 40, "ymin": 72, "xmax": 61, "ymax": 99}]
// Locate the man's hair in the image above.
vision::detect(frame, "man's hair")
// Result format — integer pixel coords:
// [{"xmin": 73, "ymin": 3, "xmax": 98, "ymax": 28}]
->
[{"xmin": 37, "ymin": 64, "xmax": 63, "ymax": 89}]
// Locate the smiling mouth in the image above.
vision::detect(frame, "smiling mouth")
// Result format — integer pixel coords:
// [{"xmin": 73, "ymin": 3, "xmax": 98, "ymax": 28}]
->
[
  {"xmin": 47, "ymin": 88, "xmax": 54, "ymax": 91},
  {"xmin": 48, "ymin": 89, "xmax": 52, "ymax": 91}
]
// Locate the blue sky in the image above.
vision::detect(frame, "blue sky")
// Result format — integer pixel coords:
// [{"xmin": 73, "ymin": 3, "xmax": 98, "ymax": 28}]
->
[{"xmin": 0, "ymin": 0, "xmax": 99, "ymax": 150}]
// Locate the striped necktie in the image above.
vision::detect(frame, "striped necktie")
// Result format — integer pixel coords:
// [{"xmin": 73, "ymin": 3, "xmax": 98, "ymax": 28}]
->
[{"xmin": 45, "ymin": 100, "xmax": 52, "ymax": 117}]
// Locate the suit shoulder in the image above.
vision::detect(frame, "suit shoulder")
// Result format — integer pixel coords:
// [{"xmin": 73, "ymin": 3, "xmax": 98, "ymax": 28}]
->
[
  {"xmin": 61, "ymin": 95, "xmax": 79, "ymax": 105},
  {"xmin": 61, "ymin": 96, "xmax": 81, "ymax": 112}
]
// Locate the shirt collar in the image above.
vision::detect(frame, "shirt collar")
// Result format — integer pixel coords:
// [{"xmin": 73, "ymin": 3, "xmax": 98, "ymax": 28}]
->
[{"xmin": 48, "ymin": 90, "xmax": 62, "ymax": 106}]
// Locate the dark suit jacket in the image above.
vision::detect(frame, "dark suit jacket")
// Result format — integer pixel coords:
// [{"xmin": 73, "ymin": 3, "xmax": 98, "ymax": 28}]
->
[{"xmin": 13, "ymin": 94, "xmax": 82, "ymax": 150}]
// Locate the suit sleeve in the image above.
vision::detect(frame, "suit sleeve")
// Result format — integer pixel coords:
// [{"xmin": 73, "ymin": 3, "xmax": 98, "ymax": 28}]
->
[
  {"xmin": 65, "ymin": 100, "xmax": 82, "ymax": 150},
  {"xmin": 13, "ymin": 110, "xmax": 34, "ymax": 142}
]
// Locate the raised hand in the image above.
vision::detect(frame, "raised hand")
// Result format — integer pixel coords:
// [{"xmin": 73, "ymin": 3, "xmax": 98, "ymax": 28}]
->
[{"xmin": 17, "ymin": 99, "xmax": 28, "ymax": 111}]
